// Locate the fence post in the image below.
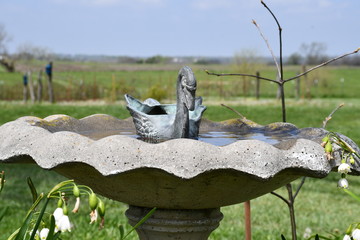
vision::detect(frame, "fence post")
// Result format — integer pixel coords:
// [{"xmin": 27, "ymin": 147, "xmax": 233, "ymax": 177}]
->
[
  {"xmin": 302, "ymin": 65, "xmax": 311, "ymax": 99},
  {"xmin": 28, "ymin": 71, "xmax": 36, "ymax": 103},
  {"xmin": 37, "ymin": 70, "xmax": 43, "ymax": 103},
  {"xmin": 23, "ymin": 73, "xmax": 28, "ymax": 103},
  {"xmin": 255, "ymin": 71, "xmax": 260, "ymax": 100},
  {"xmin": 295, "ymin": 72, "xmax": 300, "ymax": 100},
  {"xmin": 45, "ymin": 62, "xmax": 54, "ymax": 103}
]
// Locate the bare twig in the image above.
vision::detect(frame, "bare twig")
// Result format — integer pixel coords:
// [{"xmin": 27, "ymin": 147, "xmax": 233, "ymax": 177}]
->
[
  {"xmin": 220, "ymin": 104, "xmax": 245, "ymax": 119},
  {"xmin": 252, "ymin": 19, "xmax": 281, "ymax": 78},
  {"xmin": 261, "ymin": 0, "xmax": 284, "ymax": 83},
  {"xmin": 293, "ymin": 177, "xmax": 306, "ymax": 200},
  {"xmin": 206, "ymin": 48, "xmax": 359, "ymax": 84},
  {"xmin": 285, "ymin": 48, "xmax": 360, "ymax": 82},
  {"xmin": 204, "ymin": 70, "xmax": 278, "ymax": 84},
  {"xmin": 270, "ymin": 191, "xmax": 289, "ymax": 205},
  {"xmin": 322, "ymin": 103, "xmax": 345, "ymax": 128}
]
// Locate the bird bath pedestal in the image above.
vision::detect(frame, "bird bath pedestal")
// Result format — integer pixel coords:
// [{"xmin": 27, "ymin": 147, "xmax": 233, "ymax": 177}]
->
[
  {"xmin": 0, "ymin": 114, "xmax": 359, "ymax": 240},
  {"xmin": 126, "ymin": 207, "xmax": 223, "ymax": 240}
]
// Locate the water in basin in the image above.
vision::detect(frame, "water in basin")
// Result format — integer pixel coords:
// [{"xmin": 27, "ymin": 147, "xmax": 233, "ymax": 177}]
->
[{"xmin": 80, "ymin": 129, "xmax": 297, "ymax": 146}]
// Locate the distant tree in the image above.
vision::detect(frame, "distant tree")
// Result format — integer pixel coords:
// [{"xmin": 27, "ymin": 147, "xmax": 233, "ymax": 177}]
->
[
  {"xmin": 144, "ymin": 55, "xmax": 171, "ymax": 64},
  {"xmin": 233, "ymin": 49, "xmax": 263, "ymax": 97},
  {"xmin": 0, "ymin": 23, "xmax": 15, "ymax": 72},
  {"xmin": 0, "ymin": 23, "xmax": 11, "ymax": 55},
  {"xmin": 15, "ymin": 43, "xmax": 53, "ymax": 61},
  {"xmin": 286, "ymin": 52, "xmax": 303, "ymax": 65},
  {"xmin": 300, "ymin": 42, "xmax": 328, "ymax": 65}
]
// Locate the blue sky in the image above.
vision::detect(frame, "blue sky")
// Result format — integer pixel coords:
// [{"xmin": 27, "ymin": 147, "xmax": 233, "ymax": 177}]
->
[{"xmin": 1, "ymin": 0, "xmax": 359, "ymax": 57}]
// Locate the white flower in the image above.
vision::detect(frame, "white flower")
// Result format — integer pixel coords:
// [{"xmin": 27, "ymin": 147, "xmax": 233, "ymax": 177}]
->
[
  {"xmin": 338, "ymin": 178, "xmax": 349, "ymax": 189},
  {"xmin": 29, "ymin": 229, "xmax": 39, "ymax": 238},
  {"xmin": 353, "ymin": 229, "xmax": 360, "ymax": 240},
  {"xmin": 343, "ymin": 234, "xmax": 351, "ymax": 240},
  {"xmin": 57, "ymin": 215, "xmax": 72, "ymax": 232},
  {"xmin": 303, "ymin": 227, "xmax": 312, "ymax": 239},
  {"xmin": 40, "ymin": 228, "xmax": 50, "ymax": 239},
  {"xmin": 90, "ymin": 209, "xmax": 98, "ymax": 224},
  {"xmin": 72, "ymin": 197, "xmax": 80, "ymax": 213},
  {"xmin": 53, "ymin": 208, "xmax": 64, "ymax": 222},
  {"xmin": 338, "ymin": 163, "xmax": 351, "ymax": 174}
]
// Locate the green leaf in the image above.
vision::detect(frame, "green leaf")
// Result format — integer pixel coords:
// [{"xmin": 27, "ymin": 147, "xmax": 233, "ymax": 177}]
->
[
  {"xmin": 0, "ymin": 171, "xmax": 5, "ymax": 193},
  {"xmin": 14, "ymin": 210, "xmax": 34, "ymax": 240},
  {"xmin": 118, "ymin": 225, "xmax": 125, "ymax": 240},
  {"xmin": 12, "ymin": 193, "xmax": 44, "ymax": 240},
  {"xmin": 50, "ymin": 232, "xmax": 61, "ymax": 240},
  {"xmin": 343, "ymin": 189, "xmax": 360, "ymax": 203},
  {"xmin": 308, "ymin": 234, "xmax": 334, "ymax": 240},
  {"xmin": 7, "ymin": 228, "xmax": 20, "ymax": 240},
  {"xmin": 29, "ymin": 198, "xmax": 50, "ymax": 240},
  {"xmin": 47, "ymin": 180, "xmax": 74, "ymax": 197},
  {"xmin": 46, "ymin": 215, "xmax": 56, "ymax": 240},
  {"xmin": 122, "ymin": 207, "xmax": 156, "ymax": 240},
  {"xmin": 0, "ymin": 207, "xmax": 7, "ymax": 222},
  {"xmin": 27, "ymin": 193, "xmax": 45, "ymax": 217},
  {"xmin": 27, "ymin": 177, "xmax": 38, "ymax": 203}
]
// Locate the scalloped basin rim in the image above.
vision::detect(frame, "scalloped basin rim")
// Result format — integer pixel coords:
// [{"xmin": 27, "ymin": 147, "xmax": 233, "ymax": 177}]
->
[{"xmin": 0, "ymin": 114, "xmax": 358, "ymax": 208}]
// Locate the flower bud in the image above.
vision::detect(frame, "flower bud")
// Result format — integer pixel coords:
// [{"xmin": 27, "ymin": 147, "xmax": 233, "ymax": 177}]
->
[
  {"xmin": 57, "ymin": 198, "xmax": 63, "ymax": 208},
  {"xmin": 350, "ymin": 155, "xmax": 355, "ymax": 165},
  {"xmin": 338, "ymin": 178, "xmax": 349, "ymax": 189},
  {"xmin": 322, "ymin": 136, "xmax": 329, "ymax": 142},
  {"xmin": 73, "ymin": 185, "xmax": 80, "ymax": 198},
  {"xmin": 89, "ymin": 192, "xmax": 98, "ymax": 211},
  {"xmin": 62, "ymin": 204, "xmax": 68, "ymax": 216},
  {"xmin": 325, "ymin": 142, "xmax": 332, "ymax": 153},
  {"xmin": 97, "ymin": 199, "xmax": 105, "ymax": 218}
]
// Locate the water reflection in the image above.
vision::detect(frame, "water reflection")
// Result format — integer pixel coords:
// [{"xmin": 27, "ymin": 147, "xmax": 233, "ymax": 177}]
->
[{"xmin": 81, "ymin": 129, "xmax": 298, "ymax": 146}]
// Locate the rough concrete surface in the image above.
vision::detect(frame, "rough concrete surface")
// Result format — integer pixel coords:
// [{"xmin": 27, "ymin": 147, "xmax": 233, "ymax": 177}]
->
[{"xmin": 0, "ymin": 114, "xmax": 358, "ymax": 209}]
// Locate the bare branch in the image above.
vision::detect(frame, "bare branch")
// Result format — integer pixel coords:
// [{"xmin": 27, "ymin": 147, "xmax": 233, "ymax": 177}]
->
[
  {"xmin": 271, "ymin": 191, "xmax": 290, "ymax": 206},
  {"xmin": 261, "ymin": 1, "xmax": 282, "ymax": 32},
  {"xmin": 205, "ymin": 70, "xmax": 279, "ymax": 84},
  {"xmin": 293, "ymin": 177, "xmax": 306, "ymax": 200},
  {"xmin": 252, "ymin": 19, "xmax": 281, "ymax": 78},
  {"xmin": 261, "ymin": 0, "xmax": 284, "ymax": 83},
  {"xmin": 284, "ymin": 48, "xmax": 360, "ymax": 82},
  {"xmin": 322, "ymin": 103, "xmax": 345, "ymax": 128},
  {"xmin": 220, "ymin": 104, "xmax": 245, "ymax": 119}
]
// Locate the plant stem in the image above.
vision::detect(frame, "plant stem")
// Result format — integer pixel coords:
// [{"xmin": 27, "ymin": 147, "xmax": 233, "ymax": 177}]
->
[
  {"xmin": 279, "ymin": 83, "xmax": 286, "ymax": 122},
  {"xmin": 286, "ymin": 184, "xmax": 297, "ymax": 240}
]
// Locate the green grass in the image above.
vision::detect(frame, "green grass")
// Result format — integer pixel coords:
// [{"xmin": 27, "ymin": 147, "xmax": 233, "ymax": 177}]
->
[
  {"xmin": 1, "ymin": 63, "xmax": 360, "ymax": 101},
  {"xmin": 1, "ymin": 100, "xmax": 360, "ymax": 239}
]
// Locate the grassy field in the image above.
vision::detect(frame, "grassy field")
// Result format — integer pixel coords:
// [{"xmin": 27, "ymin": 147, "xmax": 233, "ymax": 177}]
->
[
  {"xmin": 1, "ymin": 61, "xmax": 360, "ymax": 101},
  {"xmin": 1, "ymin": 99, "xmax": 360, "ymax": 239}
]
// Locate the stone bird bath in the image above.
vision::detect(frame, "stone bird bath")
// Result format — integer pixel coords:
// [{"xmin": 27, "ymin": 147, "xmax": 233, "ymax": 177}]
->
[{"xmin": 1, "ymin": 113, "xmax": 359, "ymax": 239}]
